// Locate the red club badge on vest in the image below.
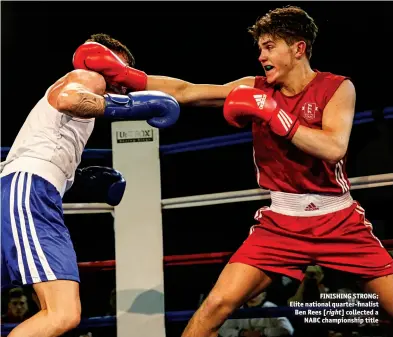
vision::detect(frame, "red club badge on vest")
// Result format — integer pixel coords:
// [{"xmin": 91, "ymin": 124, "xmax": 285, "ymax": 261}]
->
[{"xmin": 302, "ymin": 102, "xmax": 318, "ymax": 121}]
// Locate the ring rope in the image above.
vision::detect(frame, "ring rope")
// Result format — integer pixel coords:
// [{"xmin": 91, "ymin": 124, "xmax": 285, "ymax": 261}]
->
[
  {"xmin": 2, "ymin": 306, "xmax": 391, "ymax": 335},
  {"xmin": 162, "ymin": 173, "xmax": 393, "ymax": 209},
  {"xmin": 1, "ymin": 109, "xmax": 392, "ymax": 336},
  {"xmin": 62, "ymin": 203, "xmax": 113, "ymax": 214},
  {"xmin": 1, "ymin": 106, "xmax": 392, "ymax": 160},
  {"xmin": 77, "ymin": 239, "xmax": 393, "ymax": 270},
  {"xmin": 159, "ymin": 108, "xmax": 391, "ymax": 155},
  {"xmin": 62, "ymin": 173, "xmax": 393, "ymax": 214}
]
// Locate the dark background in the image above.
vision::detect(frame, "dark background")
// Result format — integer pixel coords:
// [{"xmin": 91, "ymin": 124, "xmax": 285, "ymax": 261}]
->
[{"xmin": 2, "ymin": 0, "xmax": 393, "ymax": 328}]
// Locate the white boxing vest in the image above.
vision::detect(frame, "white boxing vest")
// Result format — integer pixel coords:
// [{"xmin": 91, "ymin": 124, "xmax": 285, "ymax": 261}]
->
[{"xmin": 0, "ymin": 86, "xmax": 95, "ymax": 197}]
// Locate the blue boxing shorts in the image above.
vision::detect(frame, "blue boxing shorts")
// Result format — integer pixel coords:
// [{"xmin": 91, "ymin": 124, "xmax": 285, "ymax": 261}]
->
[{"xmin": 1, "ymin": 171, "xmax": 79, "ymax": 289}]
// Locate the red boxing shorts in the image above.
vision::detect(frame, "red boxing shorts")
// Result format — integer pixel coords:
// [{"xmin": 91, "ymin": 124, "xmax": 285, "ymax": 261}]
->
[{"xmin": 229, "ymin": 191, "xmax": 393, "ymax": 280}]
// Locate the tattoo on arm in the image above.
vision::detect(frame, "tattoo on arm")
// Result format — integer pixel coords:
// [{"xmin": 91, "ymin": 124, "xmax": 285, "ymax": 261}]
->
[{"xmin": 64, "ymin": 92, "xmax": 106, "ymax": 118}]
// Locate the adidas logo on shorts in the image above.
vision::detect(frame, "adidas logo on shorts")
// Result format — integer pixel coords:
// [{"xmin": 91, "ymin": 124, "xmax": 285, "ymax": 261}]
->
[{"xmin": 304, "ymin": 202, "xmax": 319, "ymax": 211}]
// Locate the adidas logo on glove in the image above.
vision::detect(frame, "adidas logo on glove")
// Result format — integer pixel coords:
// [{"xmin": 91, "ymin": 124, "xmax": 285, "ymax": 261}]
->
[{"xmin": 253, "ymin": 94, "xmax": 267, "ymax": 110}]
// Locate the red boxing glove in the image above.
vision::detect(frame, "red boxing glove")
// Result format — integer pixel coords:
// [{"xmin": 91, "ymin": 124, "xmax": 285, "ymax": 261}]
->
[
  {"xmin": 72, "ymin": 42, "xmax": 147, "ymax": 91},
  {"xmin": 223, "ymin": 85, "xmax": 300, "ymax": 140}
]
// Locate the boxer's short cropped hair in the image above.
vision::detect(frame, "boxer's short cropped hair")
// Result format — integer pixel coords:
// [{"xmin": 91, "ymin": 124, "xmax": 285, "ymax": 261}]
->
[
  {"xmin": 86, "ymin": 33, "xmax": 135, "ymax": 67},
  {"xmin": 248, "ymin": 6, "xmax": 318, "ymax": 60}
]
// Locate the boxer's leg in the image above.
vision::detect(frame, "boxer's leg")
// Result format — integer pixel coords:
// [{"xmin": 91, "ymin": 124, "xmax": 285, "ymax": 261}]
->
[
  {"xmin": 2, "ymin": 172, "xmax": 81, "ymax": 337},
  {"xmin": 182, "ymin": 209, "xmax": 311, "ymax": 337},
  {"xmin": 182, "ymin": 262, "xmax": 271, "ymax": 337},
  {"xmin": 315, "ymin": 202, "xmax": 393, "ymax": 317},
  {"xmin": 363, "ymin": 274, "xmax": 393, "ymax": 317},
  {"xmin": 9, "ymin": 280, "xmax": 81, "ymax": 337},
  {"xmin": 356, "ymin": 206, "xmax": 393, "ymax": 317}
]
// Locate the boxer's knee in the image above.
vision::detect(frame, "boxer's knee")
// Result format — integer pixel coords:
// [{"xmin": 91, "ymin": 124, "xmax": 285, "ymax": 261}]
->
[
  {"xmin": 201, "ymin": 291, "xmax": 238, "ymax": 322},
  {"xmin": 48, "ymin": 305, "xmax": 81, "ymax": 334},
  {"xmin": 33, "ymin": 279, "xmax": 81, "ymax": 333},
  {"xmin": 43, "ymin": 293, "xmax": 81, "ymax": 334}
]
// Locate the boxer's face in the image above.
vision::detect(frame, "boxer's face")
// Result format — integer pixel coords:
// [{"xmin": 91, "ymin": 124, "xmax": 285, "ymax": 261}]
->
[
  {"xmin": 105, "ymin": 51, "xmax": 129, "ymax": 95},
  {"xmin": 257, "ymin": 34, "xmax": 300, "ymax": 85}
]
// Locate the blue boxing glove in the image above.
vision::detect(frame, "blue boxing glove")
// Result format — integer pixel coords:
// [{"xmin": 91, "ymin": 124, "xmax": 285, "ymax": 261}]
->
[
  {"xmin": 104, "ymin": 91, "xmax": 180, "ymax": 128},
  {"xmin": 76, "ymin": 166, "xmax": 126, "ymax": 206}
]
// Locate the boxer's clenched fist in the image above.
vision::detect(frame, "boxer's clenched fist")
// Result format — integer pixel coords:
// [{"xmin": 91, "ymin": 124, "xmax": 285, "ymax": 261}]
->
[{"xmin": 73, "ymin": 42, "xmax": 147, "ymax": 91}]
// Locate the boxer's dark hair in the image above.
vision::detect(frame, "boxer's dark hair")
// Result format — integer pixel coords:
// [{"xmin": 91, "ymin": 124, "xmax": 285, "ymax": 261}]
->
[
  {"xmin": 86, "ymin": 33, "xmax": 135, "ymax": 67},
  {"xmin": 248, "ymin": 6, "xmax": 318, "ymax": 59}
]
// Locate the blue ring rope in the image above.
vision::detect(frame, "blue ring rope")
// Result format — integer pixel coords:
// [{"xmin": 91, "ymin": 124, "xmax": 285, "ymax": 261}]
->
[
  {"xmin": 3, "ymin": 304, "xmax": 386, "ymax": 334},
  {"xmin": 1, "ymin": 108, "xmax": 392, "ymax": 159},
  {"xmin": 1, "ymin": 109, "xmax": 390, "ymax": 335},
  {"xmin": 0, "ymin": 305, "xmax": 320, "ymax": 334}
]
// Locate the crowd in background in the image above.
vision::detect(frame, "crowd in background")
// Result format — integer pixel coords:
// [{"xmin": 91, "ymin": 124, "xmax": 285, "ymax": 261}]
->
[
  {"xmin": 2, "ymin": 2, "xmax": 393, "ymax": 337},
  {"xmin": 2, "ymin": 252, "xmax": 392, "ymax": 337}
]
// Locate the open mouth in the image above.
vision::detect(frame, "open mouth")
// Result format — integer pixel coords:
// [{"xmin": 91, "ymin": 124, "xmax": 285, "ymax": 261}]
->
[{"xmin": 264, "ymin": 65, "xmax": 274, "ymax": 72}]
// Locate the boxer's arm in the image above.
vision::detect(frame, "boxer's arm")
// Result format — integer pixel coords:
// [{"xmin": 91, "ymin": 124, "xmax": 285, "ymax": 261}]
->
[
  {"xmin": 146, "ymin": 75, "xmax": 255, "ymax": 106},
  {"xmin": 72, "ymin": 42, "xmax": 254, "ymax": 106},
  {"xmin": 51, "ymin": 69, "xmax": 180, "ymax": 128},
  {"xmin": 291, "ymin": 80, "xmax": 356, "ymax": 164},
  {"xmin": 49, "ymin": 69, "xmax": 107, "ymax": 118}
]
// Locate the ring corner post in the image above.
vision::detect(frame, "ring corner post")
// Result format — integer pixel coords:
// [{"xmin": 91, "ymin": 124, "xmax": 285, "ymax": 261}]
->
[{"xmin": 111, "ymin": 121, "xmax": 165, "ymax": 337}]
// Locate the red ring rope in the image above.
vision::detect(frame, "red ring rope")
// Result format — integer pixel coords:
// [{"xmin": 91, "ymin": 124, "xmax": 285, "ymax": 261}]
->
[
  {"xmin": 78, "ymin": 252, "xmax": 233, "ymax": 270},
  {"xmin": 77, "ymin": 239, "xmax": 393, "ymax": 270}
]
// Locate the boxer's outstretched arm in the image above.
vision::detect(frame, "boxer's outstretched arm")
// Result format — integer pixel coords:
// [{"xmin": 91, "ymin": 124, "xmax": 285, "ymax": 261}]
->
[
  {"xmin": 291, "ymin": 80, "xmax": 356, "ymax": 164},
  {"xmin": 49, "ymin": 69, "xmax": 107, "ymax": 118},
  {"xmin": 72, "ymin": 42, "xmax": 254, "ymax": 106},
  {"xmin": 146, "ymin": 75, "xmax": 255, "ymax": 106}
]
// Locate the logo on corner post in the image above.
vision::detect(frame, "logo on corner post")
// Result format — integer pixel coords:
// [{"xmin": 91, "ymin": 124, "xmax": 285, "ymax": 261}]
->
[
  {"xmin": 302, "ymin": 102, "xmax": 319, "ymax": 121},
  {"xmin": 116, "ymin": 129, "xmax": 154, "ymax": 143}
]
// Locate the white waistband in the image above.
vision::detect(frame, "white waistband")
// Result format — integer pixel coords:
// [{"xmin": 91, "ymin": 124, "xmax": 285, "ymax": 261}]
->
[
  {"xmin": 1, "ymin": 157, "xmax": 67, "ymax": 197},
  {"xmin": 269, "ymin": 191, "xmax": 353, "ymax": 216}
]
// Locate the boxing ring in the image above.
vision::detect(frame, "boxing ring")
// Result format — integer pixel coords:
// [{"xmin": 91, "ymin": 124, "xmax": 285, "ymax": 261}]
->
[{"xmin": 1, "ymin": 107, "xmax": 393, "ymax": 337}]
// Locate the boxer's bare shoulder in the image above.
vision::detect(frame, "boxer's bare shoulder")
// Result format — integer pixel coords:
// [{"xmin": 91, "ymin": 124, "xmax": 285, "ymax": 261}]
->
[
  {"xmin": 48, "ymin": 70, "xmax": 106, "ymax": 108},
  {"xmin": 47, "ymin": 70, "xmax": 106, "ymax": 118}
]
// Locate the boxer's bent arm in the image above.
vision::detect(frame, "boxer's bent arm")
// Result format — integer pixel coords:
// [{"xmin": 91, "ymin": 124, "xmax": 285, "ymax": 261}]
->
[
  {"xmin": 50, "ymin": 70, "xmax": 106, "ymax": 118},
  {"xmin": 146, "ymin": 75, "xmax": 255, "ymax": 106},
  {"xmin": 291, "ymin": 80, "xmax": 356, "ymax": 164},
  {"xmin": 57, "ymin": 83, "xmax": 106, "ymax": 118}
]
